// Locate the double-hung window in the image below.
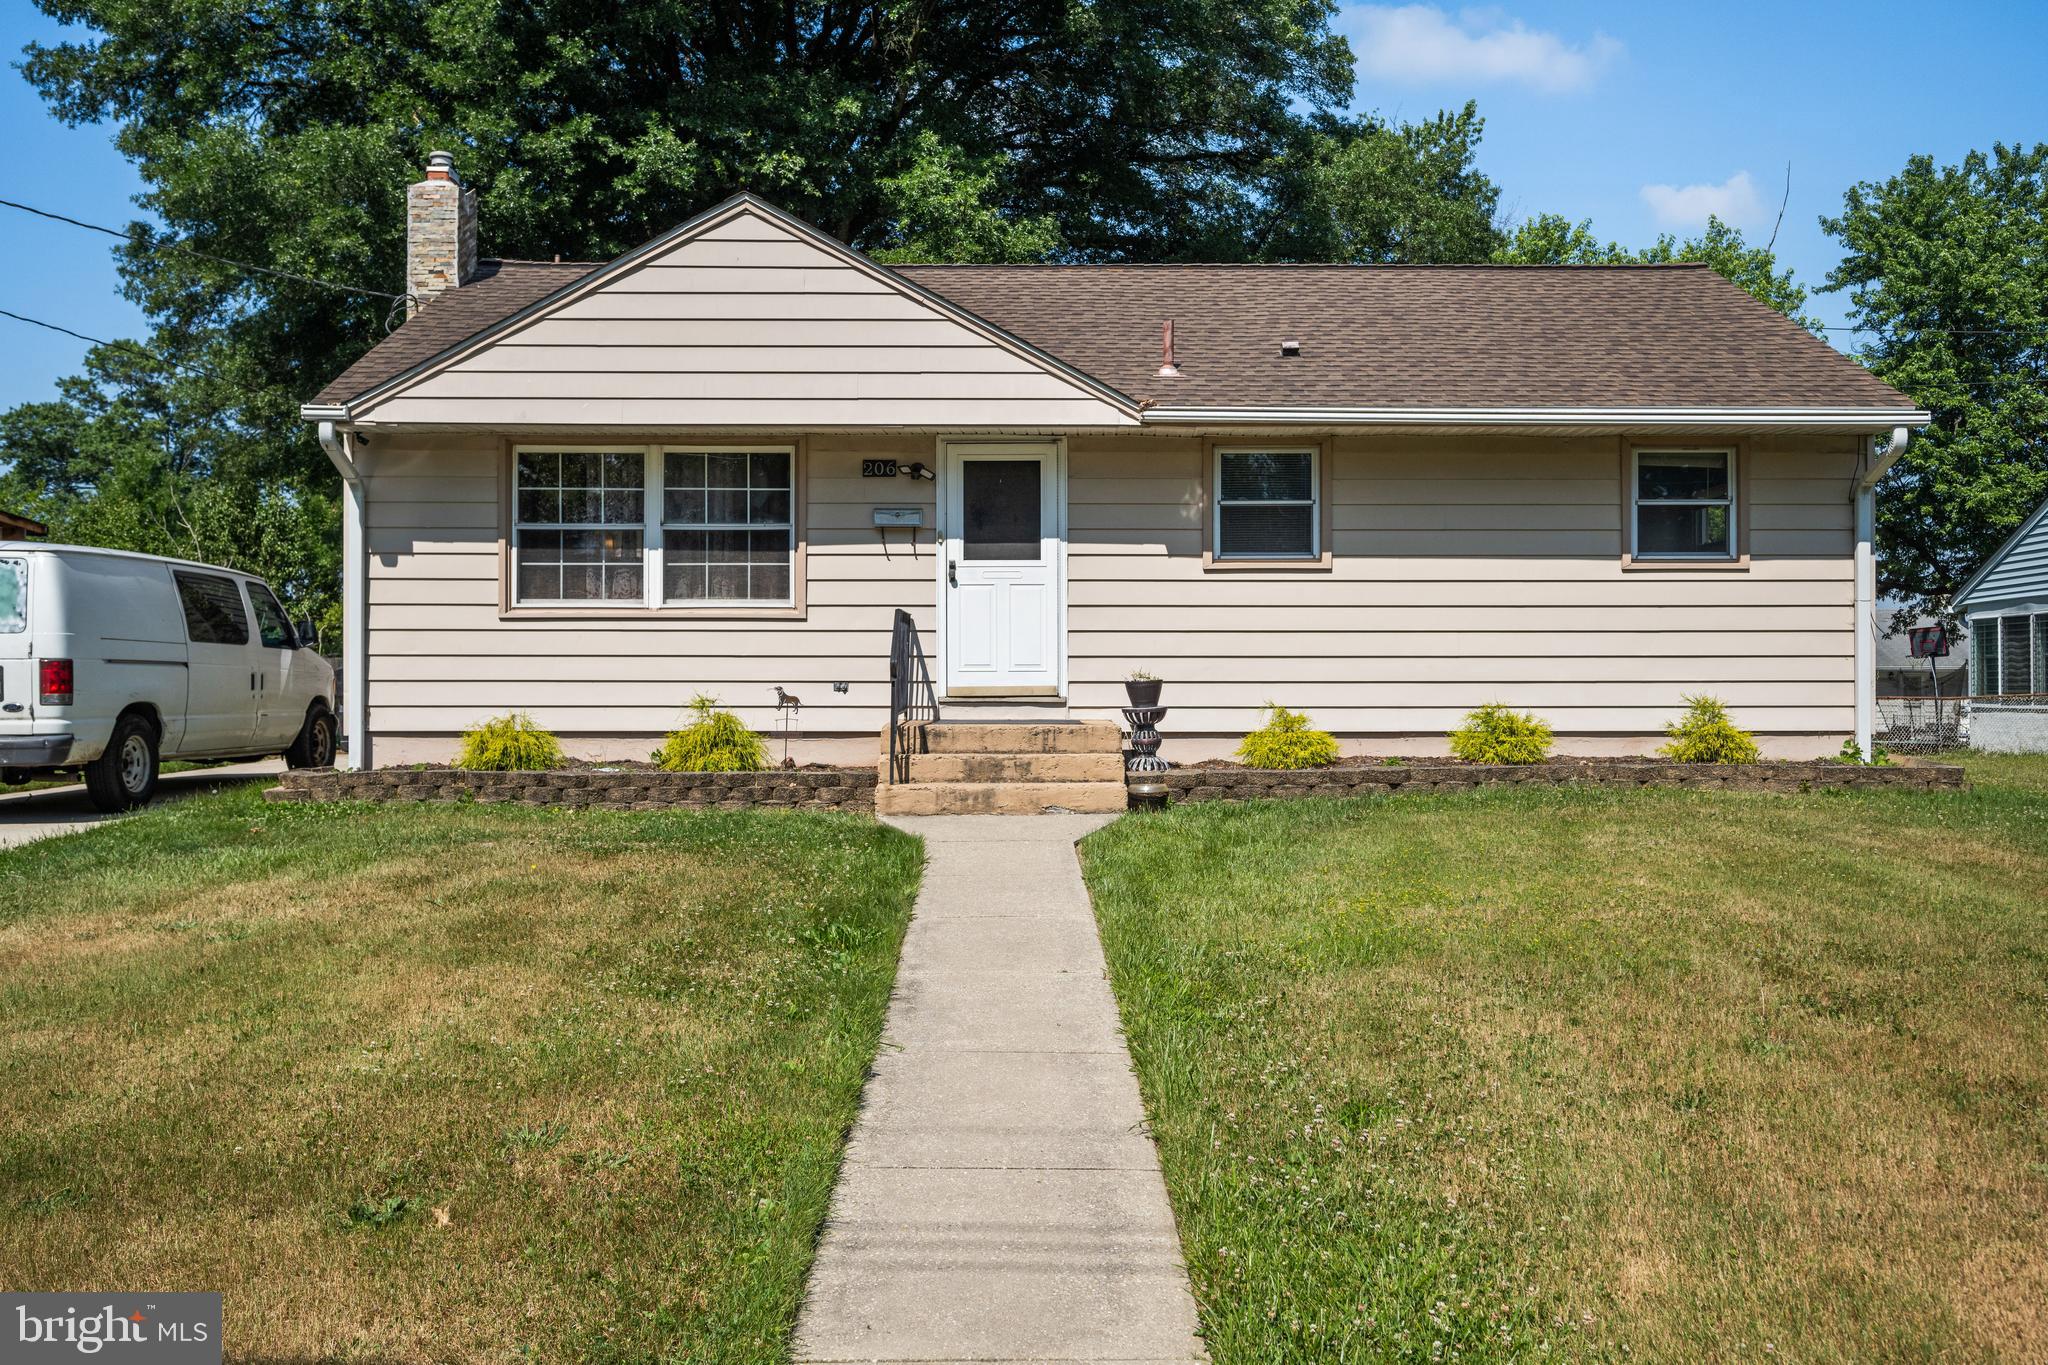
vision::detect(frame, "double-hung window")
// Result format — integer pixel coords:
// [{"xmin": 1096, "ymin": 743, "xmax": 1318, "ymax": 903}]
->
[
  {"xmin": 662, "ymin": 450, "xmax": 794, "ymax": 605},
  {"xmin": 1633, "ymin": 449, "xmax": 1736, "ymax": 560},
  {"xmin": 511, "ymin": 445, "xmax": 797, "ymax": 610},
  {"xmin": 1214, "ymin": 448, "xmax": 1320, "ymax": 561},
  {"xmin": 514, "ymin": 450, "xmax": 646, "ymax": 603}
]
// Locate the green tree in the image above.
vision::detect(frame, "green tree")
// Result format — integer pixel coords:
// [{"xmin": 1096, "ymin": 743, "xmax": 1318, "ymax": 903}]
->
[
  {"xmin": 1263, "ymin": 103, "xmax": 1502, "ymax": 264},
  {"xmin": 6, "ymin": 0, "xmax": 1507, "ymax": 606},
  {"xmin": 1821, "ymin": 143, "xmax": 2048, "ymax": 621},
  {"xmin": 1496, "ymin": 212, "xmax": 1819, "ymax": 330}
]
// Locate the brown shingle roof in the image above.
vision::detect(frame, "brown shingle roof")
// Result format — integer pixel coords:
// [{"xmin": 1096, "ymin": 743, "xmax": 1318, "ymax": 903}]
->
[
  {"xmin": 894, "ymin": 263, "xmax": 1910, "ymax": 410},
  {"xmin": 310, "ymin": 256, "xmax": 1914, "ymax": 413},
  {"xmin": 310, "ymin": 260, "xmax": 598, "ymax": 406}
]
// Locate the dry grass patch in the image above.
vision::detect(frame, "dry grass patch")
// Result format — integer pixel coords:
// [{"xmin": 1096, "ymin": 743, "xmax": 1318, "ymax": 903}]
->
[
  {"xmin": 1082, "ymin": 754, "xmax": 2048, "ymax": 1363},
  {"xmin": 0, "ymin": 786, "xmax": 922, "ymax": 1363}
]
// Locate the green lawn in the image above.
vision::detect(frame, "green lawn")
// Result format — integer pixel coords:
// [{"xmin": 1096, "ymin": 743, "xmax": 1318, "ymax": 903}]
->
[
  {"xmin": 0, "ymin": 786, "xmax": 922, "ymax": 1363},
  {"xmin": 1082, "ymin": 753, "xmax": 2048, "ymax": 1364}
]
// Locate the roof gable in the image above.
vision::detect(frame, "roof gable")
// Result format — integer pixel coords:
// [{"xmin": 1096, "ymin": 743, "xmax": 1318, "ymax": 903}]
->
[
  {"xmin": 334, "ymin": 196, "xmax": 1139, "ymax": 428},
  {"xmin": 1956, "ymin": 493, "xmax": 2048, "ymax": 611}
]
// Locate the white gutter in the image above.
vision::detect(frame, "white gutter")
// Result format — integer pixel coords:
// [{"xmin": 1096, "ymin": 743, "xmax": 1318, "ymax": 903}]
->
[
  {"xmin": 316, "ymin": 420, "xmax": 370, "ymax": 771},
  {"xmin": 1851, "ymin": 426, "xmax": 1906, "ymax": 759},
  {"xmin": 1141, "ymin": 405, "xmax": 1933, "ymax": 428}
]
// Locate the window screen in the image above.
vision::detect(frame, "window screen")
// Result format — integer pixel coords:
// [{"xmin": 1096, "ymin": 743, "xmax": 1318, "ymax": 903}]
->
[
  {"xmin": 662, "ymin": 450, "xmax": 794, "ymax": 603},
  {"xmin": 960, "ymin": 459, "xmax": 1043, "ymax": 561},
  {"xmin": 1635, "ymin": 452, "xmax": 1734, "ymax": 558},
  {"xmin": 1216, "ymin": 451, "xmax": 1317, "ymax": 559},
  {"xmin": 0, "ymin": 559, "xmax": 22, "ymax": 634},
  {"xmin": 1973, "ymin": 617, "xmax": 1999, "ymax": 694},
  {"xmin": 514, "ymin": 451, "xmax": 646, "ymax": 604},
  {"xmin": 2002, "ymin": 615, "xmax": 2033, "ymax": 694},
  {"xmin": 175, "ymin": 571, "xmax": 250, "ymax": 646}
]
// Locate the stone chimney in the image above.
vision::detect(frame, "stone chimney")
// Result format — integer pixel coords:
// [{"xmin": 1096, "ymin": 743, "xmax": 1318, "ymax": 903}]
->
[{"xmin": 405, "ymin": 150, "xmax": 477, "ymax": 313}]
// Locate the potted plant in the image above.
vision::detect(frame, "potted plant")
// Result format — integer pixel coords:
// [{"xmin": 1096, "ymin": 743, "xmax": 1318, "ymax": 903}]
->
[{"xmin": 1124, "ymin": 669, "xmax": 1162, "ymax": 708}]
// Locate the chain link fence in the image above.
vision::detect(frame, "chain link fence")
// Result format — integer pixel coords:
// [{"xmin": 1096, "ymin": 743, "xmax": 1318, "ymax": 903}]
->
[
  {"xmin": 1877, "ymin": 694, "xmax": 2048, "ymax": 751},
  {"xmin": 1875, "ymin": 695, "xmax": 1966, "ymax": 751}
]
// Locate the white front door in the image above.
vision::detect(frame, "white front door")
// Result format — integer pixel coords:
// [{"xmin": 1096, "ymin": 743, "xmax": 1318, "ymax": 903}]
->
[{"xmin": 943, "ymin": 443, "xmax": 1061, "ymax": 696}]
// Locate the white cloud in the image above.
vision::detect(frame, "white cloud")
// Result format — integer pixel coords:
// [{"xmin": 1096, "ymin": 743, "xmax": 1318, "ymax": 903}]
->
[
  {"xmin": 1639, "ymin": 171, "xmax": 1763, "ymax": 229},
  {"xmin": 1347, "ymin": 5, "xmax": 1623, "ymax": 94}
]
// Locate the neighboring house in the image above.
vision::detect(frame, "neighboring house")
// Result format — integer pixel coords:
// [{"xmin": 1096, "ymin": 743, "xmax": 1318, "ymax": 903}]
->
[
  {"xmin": 1957, "ymin": 492, "xmax": 2048, "ymax": 697},
  {"xmin": 0, "ymin": 510, "xmax": 48, "ymax": 541},
  {"xmin": 1954, "ymin": 493, "xmax": 2048, "ymax": 753},
  {"xmin": 300, "ymin": 154, "xmax": 1928, "ymax": 769}
]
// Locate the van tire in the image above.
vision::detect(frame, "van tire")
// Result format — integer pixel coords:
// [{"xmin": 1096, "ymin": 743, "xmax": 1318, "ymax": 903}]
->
[
  {"xmin": 85, "ymin": 713, "xmax": 160, "ymax": 812},
  {"xmin": 286, "ymin": 705, "xmax": 337, "ymax": 769}
]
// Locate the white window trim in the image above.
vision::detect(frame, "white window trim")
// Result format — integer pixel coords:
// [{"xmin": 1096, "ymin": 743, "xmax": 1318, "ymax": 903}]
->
[
  {"xmin": 1631, "ymin": 447, "xmax": 1738, "ymax": 561},
  {"xmin": 508, "ymin": 442, "xmax": 798, "ymax": 612},
  {"xmin": 657, "ymin": 443, "xmax": 797, "ymax": 609},
  {"xmin": 1212, "ymin": 445, "xmax": 1321, "ymax": 561}
]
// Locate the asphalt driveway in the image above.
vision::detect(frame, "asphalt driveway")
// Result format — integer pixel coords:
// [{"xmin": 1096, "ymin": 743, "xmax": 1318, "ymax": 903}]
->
[{"xmin": 0, "ymin": 759, "xmax": 285, "ymax": 850}]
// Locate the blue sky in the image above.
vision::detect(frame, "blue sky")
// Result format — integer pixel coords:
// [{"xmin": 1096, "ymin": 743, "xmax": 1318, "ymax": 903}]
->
[{"xmin": 1, "ymin": 2, "xmax": 2044, "ymax": 411}]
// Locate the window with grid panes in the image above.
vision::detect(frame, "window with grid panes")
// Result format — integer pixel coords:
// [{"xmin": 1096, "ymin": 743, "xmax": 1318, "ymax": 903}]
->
[
  {"xmin": 662, "ymin": 450, "xmax": 794, "ymax": 605},
  {"xmin": 513, "ymin": 451, "xmax": 645, "ymax": 603}
]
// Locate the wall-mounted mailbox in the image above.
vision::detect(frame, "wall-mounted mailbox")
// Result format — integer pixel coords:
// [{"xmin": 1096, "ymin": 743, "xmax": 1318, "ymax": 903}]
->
[{"xmin": 873, "ymin": 507, "xmax": 924, "ymax": 527}]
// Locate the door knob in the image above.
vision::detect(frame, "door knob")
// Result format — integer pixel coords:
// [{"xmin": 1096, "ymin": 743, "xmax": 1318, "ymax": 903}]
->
[{"xmin": 947, "ymin": 560, "xmax": 958, "ymax": 587}]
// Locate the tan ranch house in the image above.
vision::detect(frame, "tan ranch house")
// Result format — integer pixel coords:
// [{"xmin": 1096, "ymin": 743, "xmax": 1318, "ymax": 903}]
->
[{"xmin": 301, "ymin": 154, "xmax": 1927, "ymax": 776}]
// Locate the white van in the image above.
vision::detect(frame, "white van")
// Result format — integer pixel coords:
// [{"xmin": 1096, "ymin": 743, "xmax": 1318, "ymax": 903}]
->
[{"xmin": 0, "ymin": 544, "xmax": 337, "ymax": 810}]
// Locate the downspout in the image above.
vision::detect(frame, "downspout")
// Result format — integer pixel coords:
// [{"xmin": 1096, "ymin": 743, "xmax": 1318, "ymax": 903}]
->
[
  {"xmin": 317, "ymin": 420, "xmax": 370, "ymax": 771},
  {"xmin": 1852, "ymin": 426, "xmax": 1908, "ymax": 758}
]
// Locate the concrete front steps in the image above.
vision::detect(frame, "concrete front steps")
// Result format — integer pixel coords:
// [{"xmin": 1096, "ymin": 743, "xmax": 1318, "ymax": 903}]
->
[{"xmin": 877, "ymin": 721, "xmax": 1129, "ymax": 816}]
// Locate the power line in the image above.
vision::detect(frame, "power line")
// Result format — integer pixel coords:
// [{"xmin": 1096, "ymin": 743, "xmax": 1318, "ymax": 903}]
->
[
  {"xmin": 0, "ymin": 196, "xmax": 404, "ymax": 301},
  {"xmin": 1819, "ymin": 323, "xmax": 2048, "ymax": 338},
  {"xmin": 0, "ymin": 306, "xmax": 216, "ymax": 378}
]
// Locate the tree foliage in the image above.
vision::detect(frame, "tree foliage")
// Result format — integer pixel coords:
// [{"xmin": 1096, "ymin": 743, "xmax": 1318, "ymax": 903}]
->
[
  {"xmin": 4, "ymin": 0, "xmax": 1513, "ymax": 619},
  {"xmin": 1496, "ymin": 213, "xmax": 1820, "ymax": 330},
  {"xmin": 1821, "ymin": 143, "xmax": 2048, "ymax": 621}
]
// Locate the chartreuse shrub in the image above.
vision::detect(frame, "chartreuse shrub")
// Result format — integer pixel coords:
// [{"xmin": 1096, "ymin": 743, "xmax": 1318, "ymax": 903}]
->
[
  {"xmin": 1448, "ymin": 703, "xmax": 1553, "ymax": 764},
  {"xmin": 656, "ymin": 695, "xmax": 769, "ymax": 772},
  {"xmin": 1661, "ymin": 694, "xmax": 1761, "ymax": 764},
  {"xmin": 454, "ymin": 712, "xmax": 564, "ymax": 771},
  {"xmin": 1236, "ymin": 703, "xmax": 1341, "ymax": 770}
]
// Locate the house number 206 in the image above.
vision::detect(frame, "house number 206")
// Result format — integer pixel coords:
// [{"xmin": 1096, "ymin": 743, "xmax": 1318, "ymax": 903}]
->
[{"xmin": 861, "ymin": 460, "xmax": 899, "ymax": 478}]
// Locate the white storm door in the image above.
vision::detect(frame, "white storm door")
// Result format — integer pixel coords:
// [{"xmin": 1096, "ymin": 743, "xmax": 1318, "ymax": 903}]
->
[{"xmin": 943, "ymin": 446, "xmax": 1061, "ymax": 695}]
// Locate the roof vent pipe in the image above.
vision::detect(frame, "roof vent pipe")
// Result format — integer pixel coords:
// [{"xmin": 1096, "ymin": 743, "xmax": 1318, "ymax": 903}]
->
[
  {"xmin": 1158, "ymin": 320, "xmax": 1181, "ymax": 377},
  {"xmin": 1279, "ymin": 338, "xmax": 1301, "ymax": 357}
]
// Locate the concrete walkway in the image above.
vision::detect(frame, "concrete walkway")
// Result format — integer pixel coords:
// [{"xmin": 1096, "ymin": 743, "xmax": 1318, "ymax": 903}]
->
[
  {"xmin": 0, "ymin": 759, "xmax": 283, "ymax": 850},
  {"xmin": 795, "ymin": 814, "xmax": 1208, "ymax": 1365}
]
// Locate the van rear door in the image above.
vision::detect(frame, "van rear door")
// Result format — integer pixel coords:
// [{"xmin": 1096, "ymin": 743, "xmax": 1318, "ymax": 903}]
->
[{"xmin": 0, "ymin": 556, "xmax": 29, "ymax": 720}]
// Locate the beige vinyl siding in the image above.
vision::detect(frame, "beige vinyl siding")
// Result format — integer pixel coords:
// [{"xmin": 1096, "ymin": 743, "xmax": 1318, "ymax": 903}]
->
[
  {"xmin": 361, "ymin": 209, "xmax": 1135, "ymax": 429},
  {"xmin": 363, "ymin": 427, "xmax": 1861, "ymax": 746},
  {"xmin": 1065, "ymin": 432, "xmax": 1858, "ymax": 735},
  {"xmin": 362, "ymin": 432, "xmax": 933, "ymax": 737}
]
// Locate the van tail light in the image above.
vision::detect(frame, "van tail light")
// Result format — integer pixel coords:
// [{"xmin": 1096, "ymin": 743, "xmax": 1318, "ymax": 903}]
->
[{"xmin": 39, "ymin": 657, "xmax": 73, "ymax": 706}]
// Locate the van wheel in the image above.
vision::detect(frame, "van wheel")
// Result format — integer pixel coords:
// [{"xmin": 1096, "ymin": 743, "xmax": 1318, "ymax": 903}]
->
[
  {"xmin": 85, "ymin": 714, "xmax": 160, "ymax": 812},
  {"xmin": 286, "ymin": 706, "xmax": 337, "ymax": 769}
]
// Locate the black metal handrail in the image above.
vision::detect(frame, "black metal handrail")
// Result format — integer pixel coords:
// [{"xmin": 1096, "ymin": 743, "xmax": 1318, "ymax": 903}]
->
[{"xmin": 886, "ymin": 608, "xmax": 939, "ymax": 783}]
